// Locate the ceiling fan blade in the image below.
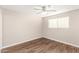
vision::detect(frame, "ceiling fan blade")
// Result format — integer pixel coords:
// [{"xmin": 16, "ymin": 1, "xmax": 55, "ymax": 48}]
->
[
  {"xmin": 34, "ymin": 8, "xmax": 42, "ymax": 10},
  {"xmin": 36, "ymin": 11, "xmax": 43, "ymax": 14},
  {"xmin": 34, "ymin": 6, "xmax": 42, "ymax": 10},
  {"xmin": 46, "ymin": 10, "xmax": 56, "ymax": 12}
]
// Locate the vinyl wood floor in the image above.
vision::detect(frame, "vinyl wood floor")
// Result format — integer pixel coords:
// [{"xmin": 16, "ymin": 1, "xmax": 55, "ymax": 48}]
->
[{"xmin": 2, "ymin": 38, "xmax": 79, "ymax": 53}]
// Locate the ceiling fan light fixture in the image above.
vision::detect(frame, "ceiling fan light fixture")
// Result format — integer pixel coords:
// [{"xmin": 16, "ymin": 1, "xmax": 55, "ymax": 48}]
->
[{"xmin": 34, "ymin": 5, "xmax": 56, "ymax": 14}]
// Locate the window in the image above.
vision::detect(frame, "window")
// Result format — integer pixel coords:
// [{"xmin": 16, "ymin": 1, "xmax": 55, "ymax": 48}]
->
[
  {"xmin": 48, "ymin": 16, "xmax": 69, "ymax": 28},
  {"xmin": 48, "ymin": 19, "xmax": 58, "ymax": 28}
]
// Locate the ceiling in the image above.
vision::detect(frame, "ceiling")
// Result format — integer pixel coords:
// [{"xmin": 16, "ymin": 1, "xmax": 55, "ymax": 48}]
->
[{"xmin": 0, "ymin": 5, "xmax": 79, "ymax": 17}]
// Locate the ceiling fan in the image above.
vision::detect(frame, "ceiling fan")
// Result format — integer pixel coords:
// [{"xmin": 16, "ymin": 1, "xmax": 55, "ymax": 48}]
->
[{"xmin": 34, "ymin": 5, "xmax": 56, "ymax": 14}]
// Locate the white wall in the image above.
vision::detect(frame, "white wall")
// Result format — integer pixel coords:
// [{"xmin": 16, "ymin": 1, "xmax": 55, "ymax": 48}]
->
[
  {"xmin": 43, "ymin": 9, "xmax": 79, "ymax": 47},
  {"xmin": 0, "ymin": 8, "xmax": 2, "ymax": 49},
  {"xmin": 2, "ymin": 8, "xmax": 79, "ymax": 48},
  {"xmin": 2, "ymin": 9, "xmax": 42, "ymax": 47}
]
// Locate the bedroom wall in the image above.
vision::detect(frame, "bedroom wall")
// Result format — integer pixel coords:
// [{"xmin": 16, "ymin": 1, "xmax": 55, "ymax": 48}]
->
[
  {"xmin": 43, "ymin": 9, "xmax": 79, "ymax": 47},
  {"xmin": 0, "ymin": 8, "xmax": 2, "ymax": 48},
  {"xmin": 2, "ymin": 9, "xmax": 42, "ymax": 48}
]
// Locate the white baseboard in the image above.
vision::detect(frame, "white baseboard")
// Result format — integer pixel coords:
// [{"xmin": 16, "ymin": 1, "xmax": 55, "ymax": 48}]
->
[
  {"xmin": 44, "ymin": 36, "xmax": 79, "ymax": 48},
  {"xmin": 2, "ymin": 36, "xmax": 41, "ymax": 49},
  {"xmin": 2, "ymin": 36, "xmax": 79, "ymax": 49}
]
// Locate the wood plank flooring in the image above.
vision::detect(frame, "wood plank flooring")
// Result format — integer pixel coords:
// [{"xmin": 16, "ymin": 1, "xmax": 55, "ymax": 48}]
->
[{"xmin": 1, "ymin": 38, "xmax": 79, "ymax": 53}]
